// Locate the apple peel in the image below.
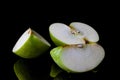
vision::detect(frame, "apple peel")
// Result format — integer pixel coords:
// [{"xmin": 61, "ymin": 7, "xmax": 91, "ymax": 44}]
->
[
  {"xmin": 50, "ymin": 44, "xmax": 105, "ymax": 73},
  {"xmin": 49, "ymin": 23, "xmax": 85, "ymax": 46},
  {"xmin": 49, "ymin": 22, "xmax": 105, "ymax": 73},
  {"xmin": 12, "ymin": 28, "xmax": 51, "ymax": 58}
]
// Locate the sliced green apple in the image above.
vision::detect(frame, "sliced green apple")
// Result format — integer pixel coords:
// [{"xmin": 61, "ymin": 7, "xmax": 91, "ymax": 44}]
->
[
  {"xmin": 49, "ymin": 23, "xmax": 85, "ymax": 46},
  {"xmin": 49, "ymin": 22, "xmax": 99, "ymax": 46},
  {"xmin": 12, "ymin": 28, "xmax": 51, "ymax": 58},
  {"xmin": 50, "ymin": 43, "xmax": 105, "ymax": 73}
]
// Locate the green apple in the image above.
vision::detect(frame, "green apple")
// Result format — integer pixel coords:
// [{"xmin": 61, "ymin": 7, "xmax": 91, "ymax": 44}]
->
[
  {"xmin": 50, "ymin": 43, "xmax": 105, "ymax": 73},
  {"xmin": 12, "ymin": 28, "xmax": 51, "ymax": 58},
  {"xmin": 49, "ymin": 22, "xmax": 99, "ymax": 46}
]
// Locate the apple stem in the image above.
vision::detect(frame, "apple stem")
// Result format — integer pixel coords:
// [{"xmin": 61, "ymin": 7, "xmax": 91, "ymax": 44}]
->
[{"xmin": 28, "ymin": 28, "xmax": 32, "ymax": 34}]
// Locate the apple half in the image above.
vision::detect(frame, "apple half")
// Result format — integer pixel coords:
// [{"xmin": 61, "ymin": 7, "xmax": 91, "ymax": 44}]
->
[
  {"xmin": 12, "ymin": 28, "xmax": 51, "ymax": 58},
  {"xmin": 50, "ymin": 43, "xmax": 105, "ymax": 73},
  {"xmin": 49, "ymin": 22, "xmax": 99, "ymax": 46}
]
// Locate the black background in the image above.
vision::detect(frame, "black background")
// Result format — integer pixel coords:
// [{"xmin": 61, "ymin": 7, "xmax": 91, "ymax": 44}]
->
[{"xmin": 0, "ymin": 2, "xmax": 117, "ymax": 80}]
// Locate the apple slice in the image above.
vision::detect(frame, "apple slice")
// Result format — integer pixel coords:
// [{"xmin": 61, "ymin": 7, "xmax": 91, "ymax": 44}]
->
[
  {"xmin": 70, "ymin": 22, "xmax": 99, "ymax": 43},
  {"xmin": 50, "ymin": 43, "xmax": 105, "ymax": 73},
  {"xmin": 12, "ymin": 28, "xmax": 51, "ymax": 58},
  {"xmin": 49, "ymin": 23, "xmax": 85, "ymax": 46},
  {"xmin": 49, "ymin": 22, "xmax": 99, "ymax": 46}
]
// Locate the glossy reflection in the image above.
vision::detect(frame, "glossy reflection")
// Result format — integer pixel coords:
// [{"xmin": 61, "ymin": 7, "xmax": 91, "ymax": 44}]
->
[
  {"xmin": 13, "ymin": 53, "xmax": 52, "ymax": 80},
  {"xmin": 50, "ymin": 62, "xmax": 102, "ymax": 80},
  {"xmin": 50, "ymin": 63, "xmax": 63, "ymax": 78},
  {"xmin": 53, "ymin": 74, "xmax": 68, "ymax": 80},
  {"xmin": 14, "ymin": 59, "xmax": 32, "ymax": 80},
  {"xmin": 13, "ymin": 52, "xmax": 104, "ymax": 80},
  {"xmin": 52, "ymin": 70, "xmax": 100, "ymax": 80}
]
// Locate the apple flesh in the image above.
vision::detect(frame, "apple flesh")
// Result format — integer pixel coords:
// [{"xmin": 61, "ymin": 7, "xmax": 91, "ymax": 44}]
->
[
  {"xmin": 50, "ymin": 43, "xmax": 105, "ymax": 73},
  {"xmin": 12, "ymin": 28, "xmax": 51, "ymax": 58},
  {"xmin": 70, "ymin": 22, "xmax": 99, "ymax": 43},
  {"xmin": 49, "ymin": 23, "xmax": 85, "ymax": 46},
  {"xmin": 49, "ymin": 22, "xmax": 99, "ymax": 46}
]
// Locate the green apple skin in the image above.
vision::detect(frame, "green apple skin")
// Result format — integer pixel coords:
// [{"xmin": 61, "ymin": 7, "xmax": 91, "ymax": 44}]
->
[
  {"xmin": 13, "ymin": 33, "xmax": 50, "ymax": 59},
  {"xmin": 14, "ymin": 59, "xmax": 32, "ymax": 80},
  {"xmin": 49, "ymin": 32, "xmax": 67, "ymax": 46},
  {"xmin": 50, "ymin": 44, "xmax": 105, "ymax": 73},
  {"xmin": 49, "ymin": 28, "xmax": 85, "ymax": 46},
  {"xmin": 50, "ymin": 46, "xmax": 76, "ymax": 73}
]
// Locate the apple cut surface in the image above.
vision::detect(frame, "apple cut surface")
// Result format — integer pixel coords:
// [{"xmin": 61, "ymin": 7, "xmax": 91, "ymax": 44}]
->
[
  {"xmin": 50, "ymin": 43, "xmax": 105, "ymax": 73},
  {"xmin": 49, "ymin": 23, "xmax": 85, "ymax": 46},
  {"xmin": 12, "ymin": 28, "xmax": 51, "ymax": 58},
  {"xmin": 70, "ymin": 22, "xmax": 99, "ymax": 43}
]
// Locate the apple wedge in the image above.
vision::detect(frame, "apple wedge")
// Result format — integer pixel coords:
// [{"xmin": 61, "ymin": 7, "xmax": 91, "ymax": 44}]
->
[
  {"xmin": 49, "ymin": 22, "xmax": 99, "ymax": 46},
  {"xmin": 50, "ymin": 43, "xmax": 105, "ymax": 73},
  {"xmin": 12, "ymin": 28, "xmax": 51, "ymax": 58}
]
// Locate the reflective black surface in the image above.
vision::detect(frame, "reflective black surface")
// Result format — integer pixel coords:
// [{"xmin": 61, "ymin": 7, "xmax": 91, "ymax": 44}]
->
[{"xmin": 0, "ymin": 9, "xmax": 116, "ymax": 80}]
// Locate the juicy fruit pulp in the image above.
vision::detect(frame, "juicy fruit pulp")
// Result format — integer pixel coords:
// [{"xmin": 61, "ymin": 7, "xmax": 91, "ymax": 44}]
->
[
  {"xmin": 49, "ymin": 23, "xmax": 85, "ymax": 46},
  {"xmin": 50, "ymin": 44, "xmax": 105, "ymax": 73},
  {"xmin": 49, "ymin": 22, "xmax": 105, "ymax": 73},
  {"xmin": 70, "ymin": 22, "xmax": 99, "ymax": 42},
  {"xmin": 49, "ymin": 22, "xmax": 99, "ymax": 46},
  {"xmin": 12, "ymin": 28, "xmax": 51, "ymax": 58}
]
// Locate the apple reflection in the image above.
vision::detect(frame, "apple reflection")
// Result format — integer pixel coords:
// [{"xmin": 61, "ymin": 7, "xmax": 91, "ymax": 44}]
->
[
  {"xmin": 13, "ymin": 58, "xmax": 51, "ymax": 80},
  {"xmin": 13, "ymin": 59, "xmax": 32, "ymax": 80}
]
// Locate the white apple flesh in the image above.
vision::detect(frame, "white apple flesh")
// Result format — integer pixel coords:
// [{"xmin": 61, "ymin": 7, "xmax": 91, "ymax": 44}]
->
[
  {"xmin": 50, "ymin": 43, "xmax": 105, "ymax": 73},
  {"xmin": 49, "ymin": 22, "xmax": 99, "ymax": 46},
  {"xmin": 49, "ymin": 23, "xmax": 85, "ymax": 46},
  {"xmin": 12, "ymin": 28, "xmax": 51, "ymax": 58},
  {"xmin": 70, "ymin": 22, "xmax": 99, "ymax": 43}
]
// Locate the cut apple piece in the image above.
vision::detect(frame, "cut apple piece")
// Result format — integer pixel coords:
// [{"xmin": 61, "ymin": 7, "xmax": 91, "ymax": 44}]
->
[
  {"xmin": 12, "ymin": 28, "xmax": 51, "ymax": 58},
  {"xmin": 50, "ymin": 43, "xmax": 105, "ymax": 73},
  {"xmin": 70, "ymin": 22, "xmax": 99, "ymax": 43},
  {"xmin": 49, "ymin": 23, "xmax": 85, "ymax": 46}
]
